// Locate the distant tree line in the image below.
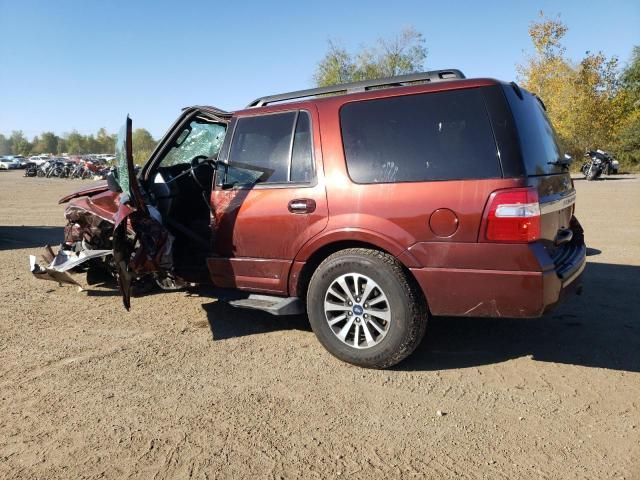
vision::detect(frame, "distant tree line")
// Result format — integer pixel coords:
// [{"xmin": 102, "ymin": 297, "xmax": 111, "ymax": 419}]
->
[{"xmin": 0, "ymin": 128, "xmax": 157, "ymax": 165}]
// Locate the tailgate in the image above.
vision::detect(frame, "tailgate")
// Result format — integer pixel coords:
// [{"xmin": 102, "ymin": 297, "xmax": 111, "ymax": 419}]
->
[
  {"xmin": 502, "ymin": 83, "xmax": 586, "ymax": 279},
  {"xmin": 532, "ymin": 173, "xmax": 575, "ymax": 247}
]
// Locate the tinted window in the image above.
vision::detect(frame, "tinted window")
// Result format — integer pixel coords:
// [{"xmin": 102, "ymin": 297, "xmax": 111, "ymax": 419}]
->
[
  {"xmin": 291, "ymin": 112, "xmax": 314, "ymax": 182},
  {"xmin": 228, "ymin": 111, "xmax": 313, "ymax": 185},
  {"xmin": 481, "ymin": 85, "xmax": 525, "ymax": 178},
  {"xmin": 503, "ymin": 86, "xmax": 564, "ymax": 175},
  {"xmin": 229, "ymin": 112, "xmax": 295, "ymax": 183},
  {"xmin": 340, "ymin": 89, "xmax": 501, "ymax": 183}
]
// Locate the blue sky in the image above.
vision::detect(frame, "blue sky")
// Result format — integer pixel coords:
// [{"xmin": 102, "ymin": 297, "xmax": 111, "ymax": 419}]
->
[{"xmin": 1, "ymin": 0, "xmax": 638, "ymax": 139}]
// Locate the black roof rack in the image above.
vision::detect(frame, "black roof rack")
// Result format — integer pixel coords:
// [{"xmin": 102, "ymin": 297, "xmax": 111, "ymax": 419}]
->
[{"xmin": 246, "ymin": 69, "xmax": 466, "ymax": 108}]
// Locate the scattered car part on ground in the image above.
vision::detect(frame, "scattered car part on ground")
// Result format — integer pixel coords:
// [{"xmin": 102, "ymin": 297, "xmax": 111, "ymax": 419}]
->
[{"xmin": 30, "ymin": 247, "xmax": 112, "ymax": 287}]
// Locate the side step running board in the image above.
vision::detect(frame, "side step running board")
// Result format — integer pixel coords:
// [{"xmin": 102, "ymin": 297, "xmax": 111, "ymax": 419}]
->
[
  {"xmin": 210, "ymin": 288, "xmax": 305, "ymax": 316},
  {"xmin": 229, "ymin": 295, "xmax": 305, "ymax": 316}
]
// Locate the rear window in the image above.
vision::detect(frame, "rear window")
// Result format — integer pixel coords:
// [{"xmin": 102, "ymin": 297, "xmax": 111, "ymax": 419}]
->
[
  {"xmin": 340, "ymin": 88, "xmax": 501, "ymax": 183},
  {"xmin": 503, "ymin": 86, "xmax": 564, "ymax": 175}
]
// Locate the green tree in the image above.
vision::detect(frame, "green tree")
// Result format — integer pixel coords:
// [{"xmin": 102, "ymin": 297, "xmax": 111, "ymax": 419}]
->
[
  {"xmin": 84, "ymin": 134, "xmax": 100, "ymax": 154},
  {"xmin": 0, "ymin": 134, "xmax": 10, "ymax": 155},
  {"xmin": 132, "ymin": 128, "xmax": 156, "ymax": 165},
  {"xmin": 33, "ymin": 132, "xmax": 59, "ymax": 154},
  {"xmin": 64, "ymin": 131, "xmax": 86, "ymax": 154},
  {"xmin": 314, "ymin": 41, "xmax": 355, "ymax": 86},
  {"xmin": 614, "ymin": 46, "xmax": 640, "ymax": 167},
  {"xmin": 518, "ymin": 12, "xmax": 625, "ymax": 161},
  {"xmin": 96, "ymin": 127, "xmax": 115, "ymax": 154},
  {"xmin": 10, "ymin": 131, "xmax": 31, "ymax": 156},
  {"xmin": 314, "ymin": 27, "xmax": 427, "ymax": 87},
  {"xmin": 621, "ymin": 46, "xmax": 640, "ymax": 101},
  {"xmin": 56, "ymin": 138, "xmax": 67, "ymax": 155}
]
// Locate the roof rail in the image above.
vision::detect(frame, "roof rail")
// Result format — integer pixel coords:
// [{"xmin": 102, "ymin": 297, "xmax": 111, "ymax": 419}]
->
[{"xmin": 246, "ymin": 69, "xmax": 465, "ymax": 108}]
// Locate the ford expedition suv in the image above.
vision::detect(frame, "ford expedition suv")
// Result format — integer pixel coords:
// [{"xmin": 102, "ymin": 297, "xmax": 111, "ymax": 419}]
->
[{"xmin": 31, "ymin": 69, "xmax": 586, "ymax": 368}]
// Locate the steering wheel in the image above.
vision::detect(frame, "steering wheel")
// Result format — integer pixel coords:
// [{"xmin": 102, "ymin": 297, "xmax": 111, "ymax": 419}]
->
[{"xmin": 189, "ymin": 155, "xmax": 212, "ymax": 190}]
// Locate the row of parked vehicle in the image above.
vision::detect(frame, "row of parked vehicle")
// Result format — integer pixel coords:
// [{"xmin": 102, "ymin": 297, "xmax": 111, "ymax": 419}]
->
[
  {"xmin": 0, "ymin": 154, "xmax": 115, "ymax": 171},
  {"xmin": 0, "ymin": 155, "xmax": 29, "ymax": 169},
  {"xmin": 24, "ymin": 158, "xmax": 110, "ymax": 179}
]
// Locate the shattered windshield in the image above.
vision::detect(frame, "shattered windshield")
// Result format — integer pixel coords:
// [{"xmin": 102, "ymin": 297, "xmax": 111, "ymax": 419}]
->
[
  {"xmin": 115, "ymin": 121, "xmax": 130, "ymax": 194},
  {"xmin": 160, "ymin": 121, "xmax": 226, "ymax": 167}
]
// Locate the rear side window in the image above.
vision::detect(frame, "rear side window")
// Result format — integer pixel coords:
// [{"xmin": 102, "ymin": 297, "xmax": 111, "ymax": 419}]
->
[
  {"xmin": 340, "ymin": 89, "xmax": 501, "ymax": 183},
  {"xmin": 290, "ymin": 112, "xmax": 314, "ymax": 182},
  {"xmin": 503, "ymin": 86, "xmax": 564, "ymax": 175},
  {"xmin": 228, "ymin": 111, "xmax": 313, "ymax": 184}
]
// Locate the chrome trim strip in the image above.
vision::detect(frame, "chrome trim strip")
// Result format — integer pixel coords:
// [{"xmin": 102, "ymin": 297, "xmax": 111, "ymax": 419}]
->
[{"xmin": 540, "ymin": 191, "xmax": 576, "ymax": 215}]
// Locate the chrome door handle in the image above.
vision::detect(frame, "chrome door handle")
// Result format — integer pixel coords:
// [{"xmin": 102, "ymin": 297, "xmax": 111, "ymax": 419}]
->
[{"xmin": 288, "ymin": 198, "xmax": 316, "ymax": 214}]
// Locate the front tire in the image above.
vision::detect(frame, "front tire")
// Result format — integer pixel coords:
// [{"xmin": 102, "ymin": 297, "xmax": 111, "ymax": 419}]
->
[{"xmin": 306, "ymin": 248, "xmax": 428, "ymax": 369}]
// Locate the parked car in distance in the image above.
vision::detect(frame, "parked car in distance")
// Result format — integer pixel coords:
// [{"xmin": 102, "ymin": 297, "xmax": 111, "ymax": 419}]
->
[
  {"xmin": 10, "ymin": 155, "xmax": 28, "ymax": 168},
  {"xmin": 32, "ymin": 69, "xmax": 586, "ymax": 368},
  {"xmin": 0, "ymin": 156, "xmax": 21, "ymax": 169},
  {"xmin": 28, "ymin": 155, "xmax": 51, "ymax": 166}
]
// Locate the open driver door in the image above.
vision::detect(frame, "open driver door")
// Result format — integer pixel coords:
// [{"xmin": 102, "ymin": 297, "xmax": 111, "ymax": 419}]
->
[{"xmin": 112, "ymin": 116, "xmax": 171, "ymax": 310}]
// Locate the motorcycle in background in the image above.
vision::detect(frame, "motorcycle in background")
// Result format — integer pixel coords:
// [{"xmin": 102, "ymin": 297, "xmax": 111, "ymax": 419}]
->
[
  {"xmin": 24, "ymin": 163, "xmax": 38, "ymax": 177},
  {"xmin": 581, "ymin": 149, "xmax": 619, "ymax": 180}
]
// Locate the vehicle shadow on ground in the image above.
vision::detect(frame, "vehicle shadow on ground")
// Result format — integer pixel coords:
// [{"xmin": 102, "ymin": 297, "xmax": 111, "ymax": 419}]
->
[
  {"xmin": 201, "ymin": 298, "xmax": 310, "ymax": 341},
  {"xmin": 0, "ymin": 225, "xmax": 64, "ymax": 251},
  {"xmin": 198, "ymin": 262, "xmax": 640, "ymax": 373},
  {"xmin": 399, "ymin": 262, "xmax": 640, "ymax": 373}
]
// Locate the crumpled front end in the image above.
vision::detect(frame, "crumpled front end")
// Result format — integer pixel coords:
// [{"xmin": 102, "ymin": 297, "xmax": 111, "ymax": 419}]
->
[
  {"xmin": 29, "ymin": 205, "xmax": 117, "ymax": 287},
  {"xmin": 29, "ymin": 201, "xmax": 178, "ymax": 295}
]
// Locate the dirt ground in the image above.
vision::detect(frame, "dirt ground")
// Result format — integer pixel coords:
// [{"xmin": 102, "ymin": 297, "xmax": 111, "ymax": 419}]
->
[{"xmin": 0, "ymin": 170, "xmax": 638, "ymax": 479}]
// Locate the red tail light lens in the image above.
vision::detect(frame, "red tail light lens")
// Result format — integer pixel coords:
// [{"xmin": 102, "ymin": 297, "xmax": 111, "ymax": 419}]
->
[{"xmin": 484, "ymin": 187, "xmax": 540, "ymax": 243}]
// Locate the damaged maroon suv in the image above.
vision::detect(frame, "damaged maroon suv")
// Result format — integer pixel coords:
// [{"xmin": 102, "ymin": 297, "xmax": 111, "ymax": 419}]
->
[{"xmin": 31, "ymin": 69, "xmax": 586, "ymax": 368}]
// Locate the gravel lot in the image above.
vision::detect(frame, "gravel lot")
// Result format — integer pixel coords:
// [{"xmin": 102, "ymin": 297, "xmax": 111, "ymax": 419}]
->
[{"xmin": 0, "ymin": 170, "xmax": 638, "ymax": 479}]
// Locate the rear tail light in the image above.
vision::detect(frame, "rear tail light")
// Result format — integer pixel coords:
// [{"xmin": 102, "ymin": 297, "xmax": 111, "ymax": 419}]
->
[{"xmin": 483, "ymin": 187, "xmax": 540, "ymax": 243}]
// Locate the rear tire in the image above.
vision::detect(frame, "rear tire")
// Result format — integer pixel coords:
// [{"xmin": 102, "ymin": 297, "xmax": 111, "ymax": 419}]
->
[{"xmin": 306, "ymin": 248, "xmax": 428, "ymax": 369}]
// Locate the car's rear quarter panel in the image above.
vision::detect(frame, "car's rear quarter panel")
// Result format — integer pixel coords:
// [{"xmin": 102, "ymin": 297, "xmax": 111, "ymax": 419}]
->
[{"xmin": 300, "ymin": 83, "xmax": 560, "ymax": 317}]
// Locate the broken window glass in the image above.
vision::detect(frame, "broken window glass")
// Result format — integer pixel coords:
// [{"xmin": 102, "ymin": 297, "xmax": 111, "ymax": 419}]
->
[
  {"xmin": 160, "ymin": 121, "xmax": 226, "ymax": 167},
  {"xmin": 115, "ymin": 121, "xmax": 130, "ymax": 194}
]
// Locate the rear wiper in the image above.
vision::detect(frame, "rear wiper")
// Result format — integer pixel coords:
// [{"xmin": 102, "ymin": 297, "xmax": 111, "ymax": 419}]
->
[{"xmin": 547, "ymin": 154, "xmax": 573, "ymax": 169}]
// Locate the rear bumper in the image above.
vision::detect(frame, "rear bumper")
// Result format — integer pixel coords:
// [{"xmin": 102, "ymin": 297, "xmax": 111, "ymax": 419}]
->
[{"xmin": 410, "ymin": 243, "xmax": 586, "ymax": 318}]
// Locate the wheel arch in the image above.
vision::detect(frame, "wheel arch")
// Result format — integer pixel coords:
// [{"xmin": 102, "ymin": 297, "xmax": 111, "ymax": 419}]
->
[{"xmin": 289, "ymin": 232, "xmax": 423, "ymax": 303}]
